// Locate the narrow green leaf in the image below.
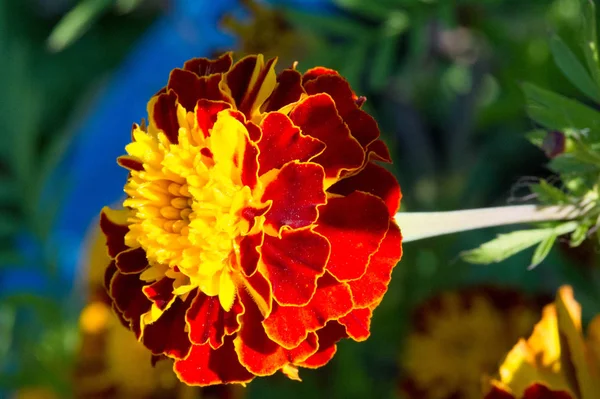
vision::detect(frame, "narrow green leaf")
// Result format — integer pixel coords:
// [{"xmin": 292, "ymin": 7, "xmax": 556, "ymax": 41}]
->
[
  {"xmin": 283, "ymin": 9, "xmax": 369, "ymax": 38},
  {"xmin": 570, "ymin": 222, "xmax": 591, "ymax": 246},
  {"xmin": 581, "ymin": 0, "xmax": 600, "ymax": 87},
  {"xmin": 461, "ymin": 222, "xmax": 578, "ymax": 265},
  {"xmin": 525, "ymin": 129, "xmax": 547, "ymax": 148},
  {"xmin": 369, "ymin": 27, "xmax": 401, "ymax": 90},
  {"xmin": 550, "ymin": 35, "xmax": 600, "ymax": 102},
  {"xmin": 522, "ymin": 83, "xmax": 600, "ymax": 140},
  {"xmin": 530, "ymin": 179, "xmax": 569, "ymax": 204},
  {"xmin": 333, "ymin": 0, "xmax": 394, "ymax": 20},
  {"xmin": 46, "ymin": 0, "xmax": 112, "ymax": 52},
  {"xmin": 528, "ymin": 234, "xmax": 557, "ymax": 270},
  {"xmin": 548, "ymin": 154, "xmax": 599, "ymax": 175},
  {"xmin": 115, "ymin": 0, "xmax": 145, "ymax": 14}
]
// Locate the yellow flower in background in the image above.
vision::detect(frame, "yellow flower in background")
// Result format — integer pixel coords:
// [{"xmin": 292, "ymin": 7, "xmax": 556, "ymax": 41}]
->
[
  {"xmin": 486, "ymin": 285, "xmax": 600, "ymax": 399},
  {"xmin": 399, "ymin": 287, "xmax": 541, "ymax": 399}
]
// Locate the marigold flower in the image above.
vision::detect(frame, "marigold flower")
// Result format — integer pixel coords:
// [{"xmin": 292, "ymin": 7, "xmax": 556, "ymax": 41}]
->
[
  {"xmin": 399, "ymin": 287, "xmax": 541, "ymax": 399},
  {"xmin": 485, "ymin": 285, "xmax": 600, "ymax": 399},
  {"xmin": 99, "ymin": 53, "xmax": 402, "ymax": 386}
]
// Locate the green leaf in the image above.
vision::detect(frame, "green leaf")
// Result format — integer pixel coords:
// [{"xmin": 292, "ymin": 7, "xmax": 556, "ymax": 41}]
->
[
  {"xmin": 283, "ymin": 9, "xmax": 369, "ymax": 38},
  {"xmin": 369, "ymin": 27, "xmax": 401, "ymax": 90},
  {"xmin": 570, "ymin": 222, "xmax": 591, "ymax": 247},
  {"xmin": 461, "ymin": 222, "xmax": 578, "ymax": 265},
  {"xmin": 522, "ymin": 83, "xmax": 600, "ymax": 140},
  {"xmin": 528, "ymin": 234, "xmax": 557, "ymax": 270},
  {"xmin": 333, "ymin": 0, "xmax": 394, "ymax": 20},
  {"xmin": 548, "ymin": 154, "xmax": 599, "ymax": 175},
  {"xmin": 530, "ymin": 179, "xmax": 570, "ymax": 204},
  {"xmin": 46, "ymin": 0, "xmax": 112, "ymax": 52},
  {"xmin": 581, "ymin": 0, "xmax": 600, "ymax": 87},
  {"xmin": 115, "ymin": 0, "xmax": 145, "ymax": 14},
  {"xmin": 525, "ymin": 129, "xmax": 547, "ymax": 148},
  {"xmin": 550, "ymin": 35, "xmax": 600, "ymax": 102}
]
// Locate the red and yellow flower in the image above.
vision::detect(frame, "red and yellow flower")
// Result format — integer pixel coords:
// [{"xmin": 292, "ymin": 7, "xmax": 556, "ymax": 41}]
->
[
  {"xmin": 100, "ymin": 53, "xmax": 402, "ymax": 386},
  {"xmin": 485, "ymin": 285, "xmax": 600, "ymax": 399}
]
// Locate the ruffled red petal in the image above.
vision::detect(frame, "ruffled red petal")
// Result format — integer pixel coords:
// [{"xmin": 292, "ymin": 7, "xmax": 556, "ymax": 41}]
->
[
  {"xmin": 264, "ymin": 69, "xmax": 305, "ymax": 112},
  {"xmin": 346, "ymin": 221, "xmax": 402, "ymax": 308},
  {"xmin": 152, "ymin": 91, "xmax": 180, "ymax": 144},
  {"xmin": 315, "ymin": 191, "xmax": 389, "ymax": 281},
  {"xmin": 174, "ymin": 336, "xmax": 254, "ymax": 386},
  {"xmin": 115, "ymin": 247, "xmax": 148, "ymax": 274},
  {"xmin": 297, "ymin": 321, "xmax": 347, "ymax": 369},
  {"xmin": 484, "ymin": 385, "xmax": 574, "ymax": 399},
  {"xmin": 484, "ymin": 387, "xmax": 515, "ymax": 399},
  {"xmin": 142, "ymin": 277, "xmax": 175, "ymax": 310},
  {"xmin": 99, "ymin": 210, "xmax": 129, "ymax": 258},
  {"xmin": 241, "ymin": 133, "xmax": 259, "ymax": 190},
  {"xmin": 258, "ymin": 112, "xmax": 325, "ymax": 175},
  {"xmin": 260, "ymin": 228, "xmax": 329, "ymax": 306},
  {"xmin": 142, "ymin": 295, "xmax": 193, "ymax": 359},
  {"xmin": 366, "ymin": 139, "xmax": 392, "ymax": 163},
  {"xmin": 262, "ymin": 272, "xmax": 353, "ymax": 349},
  {"xmin": 302, "ymin": 67, "xmax": 339, "ymax": 85},
  {"xmin": 109, "ymin": 271, "xmax": 151, "ymax": 338},
  {"xmin": 289, "ymin": 94, "xmax": 364, "ymax": 179},
  {"xmin": 239, "ymin": 232, "xmax": 263, "ymax": 276},
  {"xmin": 167, "ymin": 70, "xmax": 227, "ymax": 111},
  {"xmin": 195, "ymin": 99, "xmax": 231, "ymax": 138},
  {"xmin": 234, "ymin": 293, "xmax": 318, "ymax": 376},
  {"xmin": 183, "ymin": 53, "xmax": 233, "ymax": 77},
  {"xmin": 262, "ymin": 161, "xmax": 326, "ymax": 231},
  {"xmin": 329, "ymin": 162, "xmax": 401, "ymax": 217},
  {"xmin": 338, "ymin": 307, "xmax": 372, "ymax": 341},
  {"xmin": 186, "ymin": 292, "xmax": 243, "ymax": 349}
]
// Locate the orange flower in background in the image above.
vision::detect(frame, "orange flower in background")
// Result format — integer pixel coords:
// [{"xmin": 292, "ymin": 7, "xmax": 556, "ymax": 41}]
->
[
  {"xmin": 400, "ymin": 287, "xmax": 542, "ymax": 399},
  {"xmin": 100, "ymin": 53, "xmax": 402, "ymax": 386},
  {"xmin": 485, "ymin": 286, "xmax": 600, "ymax": 399}
]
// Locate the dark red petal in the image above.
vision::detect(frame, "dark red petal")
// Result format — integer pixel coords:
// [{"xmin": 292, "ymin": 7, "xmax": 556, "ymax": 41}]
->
[
  {"xmin": 183, "ymin": 53, "xmax": 233, "ymax": 77},
  {"xmin": 99, "ymin": 210, "xmax": 129, "ymax": 258},
  {"xmin": 262, "ymin": 161, "xmax": 326, "ymax": 231},
  {"xmin": 195, "ymin": 99, "xmax": 231, "ymax": 138},
  {"xmin": 328, "ymin": 162, "xmax": 401, "ymax": 217},
  {"xmin": 303, "ymin": 74, "xmax": 355, "ymax": 116},
  {"xmin": 142, "ymin": 277, "xmax": 175, "ymax": 310},
  {"xmin": 262, "ymin": 272, "xmax": 353, "ymax": 349},
  {"xmin": 152, "ymin": 91, "xmax": 180, "ymax": 144},
  {"xmin": 346, "ymin": 221, "xmax": 402, "ymax": 308},
  {"xmin": 522, "ymin": 385, "xmax": 573, "ymax": 399},
  {"xmin": 484, "ymin": 386, "xmax": 515, "ymax": 399},
  {"xmin": 239, "ymin": 232, "xmax": 263, "ymax": 276},
  {"xmin": 265, "ymin": 69, "xmax": 305, "ymax": 112},
  {"xmin": 242, "ymin": 136, "xmax": 259, "ymax": 190},
  {"xmin": 240, "ymin": 270, "xmax": 273, "ymax": 317},
  {"xmin": 117, "ymin": 156, "xmax": 143, "ymax": 172},
  {"xmin": 186, "ymin": 292, "xmax": 243, "ymax": 350},
  {"xmin": 104, "ymin": 260, "xmax": 117, "ymax": 292},
  {"xmin": 258, "ymin": 112, "xmax": 325, "ymax": 175},
  {"xmin": 174, "ymin": 336, "xmax": 254, "ymax": 386},
  {"xmin": 115, "ymin": 247, "xmax": 148, "ymax": 274},
  {"xmin": 297, "ymin": 321, "xmax": 347, "ymax": 368},
  {"xmin": 234, "ymin": 292, "xmax": 318, "ymax": 376},
  {"xmin": 289, "ymin": 94, "xmax": 364, "ymax": 179},
  {"xmin": 142, "ymin": 295, "xmax": 193, "ymax": 359},
  {"xmin": 241, "ymin": 205, "xmax": 271, "ymax": 234},
  {"xmin": 338, "ymin": 307, "xmax": 372, "ymax": 341},
  {"xmin": 343, "ymin": 108, "xmax": 380, "ymax": 149},
  {"xmin": 109, "ymin": 271, "xmax": 151, "ymax": 337},
  {"xmin": 366, "ymin": 139, "xmax": 392, "ymax": 163},
  {"xmin": 167, "ymin": 70, "xmax": 227, "ymax": 111},
  {"xmin": 315, "ymin": 191, "xmax": 390, "ymax": 281},
  {"xmin": 224, "ymin": 55, "xmax": 276, "ymax": 117},
  {"xmin": 260, "ymin": 229, "xmax": 329, "ymax": 306},
  {"xmin": 302, "ymin": 67, "xmax": 339, "ymax": 85}
]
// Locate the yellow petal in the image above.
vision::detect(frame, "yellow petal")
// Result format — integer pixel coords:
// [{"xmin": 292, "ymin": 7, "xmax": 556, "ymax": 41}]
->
[{"xmin": 218, "ymin": 270, "xmax": 236, "ymax": 312}]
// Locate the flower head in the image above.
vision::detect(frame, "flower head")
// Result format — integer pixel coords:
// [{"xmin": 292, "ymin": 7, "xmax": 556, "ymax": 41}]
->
[
  {"xmin": 400, "ymin": 287, "xmax": 541, "ymax": 399},
  {"xmin": 100, "ymin": 53, "xmax": 402, "ymax": 386}
]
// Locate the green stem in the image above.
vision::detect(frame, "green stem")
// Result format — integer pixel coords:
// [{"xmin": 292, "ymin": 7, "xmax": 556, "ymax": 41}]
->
[{"xmin": 395, "ymin": 204, "xmax": 585, "ymax": 242}]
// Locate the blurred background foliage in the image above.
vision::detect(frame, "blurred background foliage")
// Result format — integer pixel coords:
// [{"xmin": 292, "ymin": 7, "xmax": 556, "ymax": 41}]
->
[{"xmin": 1, "ymin": 0, "xmax": 600, "ymax": 398}]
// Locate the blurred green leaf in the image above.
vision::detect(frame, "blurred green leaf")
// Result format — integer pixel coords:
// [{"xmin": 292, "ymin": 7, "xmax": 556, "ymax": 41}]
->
[
  {"xmin": 116, "ymin": 0, "xmax": 145, "ymax": 14},
  {"xmin": 283, "ymin": 9, "xmax": 369, "ymax": 38},
  {"xmin": 528, "ymin": 234, "xmax": 557, "ymax": 269},
  {"xmin": 581, "ymin": 0, "xmax": 600, "ymax": 86},
  {"xmin": 548, "ymin": 153, "xmax": 600, "ymax": 174},
  {"xmin": 531, "ymin": 179, "xmax": 570, "ymax": 204},
  {"xmin": 461, "ymin": 221, "xmax": 578, "ymax": 265},
  {"xmin": 369, "ymin": 25, "xmax": 402, "ymax": 90},
  {"xmin": 334, "ymin": 0, "xmax": 394, "ymax": 20},
  {"xmin": 525, "ymin": 129, "xmax": 547, "ymax": 148},
  {"xmin": 47, "ymin": 0, "xmax": 112, "ymax": 52},
  {"xmin": 522, "ymin": 83, "xmax": 600, "ymax": 140},
  {"xmin": 550, "ymin": 35, "xmax": 600, "ymax": 102},
  {"xmin": 570, "ymin": 221, "xmax": 592, "ymax": 246}
]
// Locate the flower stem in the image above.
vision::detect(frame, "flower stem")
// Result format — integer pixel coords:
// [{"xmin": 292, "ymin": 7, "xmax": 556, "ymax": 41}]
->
[{"xmin": 395, "ymin": 204, "xmax": 585, "ymax": 242}]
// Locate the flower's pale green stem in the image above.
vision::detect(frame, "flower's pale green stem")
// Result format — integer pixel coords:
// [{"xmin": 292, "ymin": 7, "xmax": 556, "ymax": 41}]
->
[{"xmin": 395, "ymin": 204, "xmax": 585, "ymax": 242}]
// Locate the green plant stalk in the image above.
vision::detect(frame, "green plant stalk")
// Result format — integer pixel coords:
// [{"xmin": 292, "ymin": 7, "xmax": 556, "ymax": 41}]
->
[{"xmin": 396, "ymin": 204, "xmax": 587, "ymax": 242}]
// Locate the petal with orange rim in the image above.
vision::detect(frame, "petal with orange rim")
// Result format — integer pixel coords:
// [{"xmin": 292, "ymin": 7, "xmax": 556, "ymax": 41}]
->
[
  {"xmin": 234, "ymin": 292, "xmax": 318, "ymax": 376},
  {"xmin": 522, "ymin": 384, "xmax": 574, "ymax": 399},
  {"xmin": 109, "ymin": 270, "xmax": 151, "ymax": 338},
  {"xmin": 174, "ymin": 336, "xmax": 255, "ymax": 386},
  {"xmin": 186, "ymin": 291, "xmax": 243, "ymax": 349},
  {"xmin": 115, "ymin": 247, "xmax": 148, "ymax": 274},
  {"xmin": 257, "ymin": 112, "xmax": 325, "ymax": 175},
  {"xmin": 142, "ymin": 277, "xmax": 175, "ymax": 311},
  {"xmin": 366, "ymin": 139, "xmax": 392, "ymax": 163},
  {"xmin": 150, "ymin": 91, "xmax": 180, "ymax": 144},
  {"xmin": 167, "ymin": 70, "xmax": 228, "ymax": 111},
  {"xmin": 195, "ymin": 99, "xmax": 231, "ymax": 139},
  {"xmin": 297, "ymin": 321, "xmax": 347, "ymax": 369},
  {"xmin": 262, "ymin": 272, "xmax": 353, "ymax": 349},
  {"xmin": 238, "ymin": 232, "xmax": 263, "ymax": 276},
  {"xmin": 259, "ymin": 228, "xmax": 329, "ymax": 306},
  {"xmin": 99, "ymin": 207, "xmax": 130, "ymax": 258},
  {"xmin": 261, "ymin": 161, "xmax": 326, "ymax": 232},
  {"xmin": 289, "ymin": 94, "xmax": 364, "ymax": 181},
  {"xmin": 264, "ymin": 69, "xmax": 305, "ymax": 112},
  {"xmin": 346, "ymin": 221, "xmax": 402, "ymax": 308},
  {"xmin": 484, "ymin": 384, "xmax": 516, "ymax": 399},
  {"xmin": 142, "ymin": 295, "xmax": 193, "ymax": 359},
  {"xmin": 315, "ymin": 191, "xmax": 389, "ymax": 281},
  {"xmin": 183, "ymin": 53, "xmax": 233, "ymax": 77},
  {"xmin": 302, "ymin": 67, "xmax": 339, "ymax": 84},
  {"xmin": 338, "ymin": 307, "xmax": 372, "ymax": 342},
  {"xmin": 329, "ymin": 162, "xmax": 401, "ymax": 217}
]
